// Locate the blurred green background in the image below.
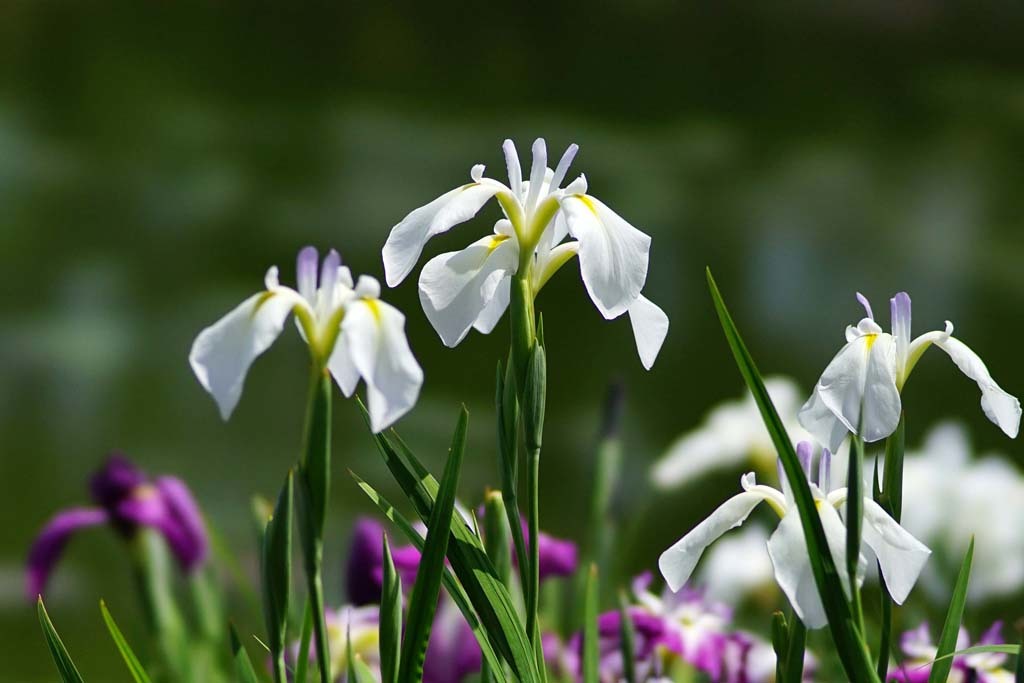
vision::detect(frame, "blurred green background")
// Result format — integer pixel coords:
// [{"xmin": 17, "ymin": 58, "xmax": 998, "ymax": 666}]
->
[{"xmin": 3, "ymin": 1, "xmax": 1024, "ymax": 679}]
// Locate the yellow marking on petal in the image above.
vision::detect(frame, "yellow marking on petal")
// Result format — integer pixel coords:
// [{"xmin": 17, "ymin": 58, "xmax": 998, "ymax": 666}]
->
[
  {"xmin": 863, "ymin": 333, "xmax": 878, "ymax": 351},
  {"xmin": 251, "ymin": 291, "xmax": 275, "ymax": 318},
  {"xmin": 133, "ymin": 484, "xmax": 158, "ymax": 500},
  {"xmin": 365, "ymin": 298, "xmax": 381, "ymax": 322},
  {"xmin": 765, "ymin": 498, "xmax": 787, "ymax": 518},
  {"xmin": 575, "ymin": 194, "xmax": 598, "ymax": 215},
  {"xmin": 488, "ymin": 233, "xmax": 510, "ymax": 252}
]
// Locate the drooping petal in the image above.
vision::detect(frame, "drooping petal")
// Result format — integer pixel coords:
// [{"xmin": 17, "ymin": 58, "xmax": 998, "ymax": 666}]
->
[
  {"xmin": 471, "ymin": 276, "xmax": 510, "ymax": 335},
  {"xmin": 326, "ymin": 333, "xmax": 361, "ymax": 397},
  {"xmin": 417, "ymin": 232, "xmax": 518, "ymax": 347},
  {"xmin": 766, "ymin": 504, "xmax": 856, "ymax": 629},
  {"xmin": 153, "ymin": 476, "xmax": 209, "ymax": 572},
  {"xmin": 382, "ymin": 179, "xmax": 504, "ymax": 288},
  {"xmin": 798, "ymin": 388, "xmax": 852, "ymax": 455},
  {"xmin": 627, "ymin": 294, "xmax": 669, "ymax": 370},
  {"xmin": 659, "ymin": 489, "xmax": 768, "ymax": 592},
  {"xmin": 26, "ymin": 507, "xmax": 109, "ymax": 599},
  {"xmin": 189, "ymin": 276, "xmax": 307, "ymax": 420},
  {"xmin": 861, "ymin": 498, "xmax": 930, "ymax": 604},
  {"xmin": 813, "ymin": 332, "xmax": 901, "ymax": 444},
  {"xmin": 560, "ymin": 194, "xmax": 651, "ymax": 319},
  {"xmin": 342, "ymin": 298, "xmax": 424, "ymax": 433},
  {"xmin": 934, "ymin": 336, "xmax": 1021, "ymax": 438}
]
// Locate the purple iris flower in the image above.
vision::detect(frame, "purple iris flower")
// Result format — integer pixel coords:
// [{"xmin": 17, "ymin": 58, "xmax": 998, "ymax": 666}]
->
[
  {"xmin": 515, "ymin": 522, "xmax": 579, "ymax": 580},
  {"xmin": 889, "ymin": 622, "xmax": 1014, "ymax": 683},
  {"xmin": 26, "ymin": 453, "xmax": 208, "ymax": 600},
  {"xmin": 565, "ymin": 608, "xmax": 676, "ymax": 682}
]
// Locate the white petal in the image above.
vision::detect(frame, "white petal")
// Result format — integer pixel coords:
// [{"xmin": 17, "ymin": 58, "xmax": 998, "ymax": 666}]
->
[
  {"xmin": 890, "ymin": 292, "xmax": 912, "ymax": 374},
  {"xmin": 327, "ymin": 334, "xmax": 360, "ymax": 397},
  {"xmin": 767, "ymin": 504, "xmax": 860, "ymax": 629},
  {"xmin": 658, "ymin": 490, "xmax": 767, "ymax": 592},
  {"xmin": 934, "ymin": 336, "xmax": 1021, "ymax": 438},
  {"xmin": 417, "ymin": 234, "xmax": 518, "ymax": 348},
  {"xmin": 560, "ymin": 194, "xmax": 651, "ymax": 319},
  {"xmin": 472, "ymin": 276, "xmax": 510, "ymax": 334},
  {"xmin": 189, "ymin": 287, "xmax": 306, "ymax": 420},
  {"xmin": 861, "ymin": 498, "xmax": 930, "ymax": 604},
  {"xmin": 382, "ymin": 182, "xmax": 503, "ymax": 287},
  {"xmin": 628, "ymin": 294, "xmax": 669, "ymax": 370},
  {"xmin": 342, "ymin": 299, "xmax": 424, "ymax": 433},
  {"xmin": 798, "ymin": 384, "xmax": 853, "ymax": 454},
  {"xmin": 816, "ymin": 333, "xmax": 901, "ymax": 444}
]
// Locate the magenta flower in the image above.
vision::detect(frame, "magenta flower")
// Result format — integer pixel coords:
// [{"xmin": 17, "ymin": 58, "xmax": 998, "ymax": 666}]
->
[{"xmin": 26, "ymin": 453, "xmax": 207, "ymax": 600}]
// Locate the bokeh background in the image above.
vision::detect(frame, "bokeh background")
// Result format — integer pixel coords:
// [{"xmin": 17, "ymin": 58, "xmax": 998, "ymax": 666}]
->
[{"xmin": 3, "ymin": 2, "xmax": 1024, "ymax": 679}]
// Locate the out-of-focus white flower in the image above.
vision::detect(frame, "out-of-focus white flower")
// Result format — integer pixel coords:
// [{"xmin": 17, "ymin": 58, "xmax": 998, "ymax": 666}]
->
[
  {"xmin": 189, "ymin": 247, "xmax": 423, "ymax": 432},
  {"xmin": 659, "ymin": 443, "xmax": 930, "ymax": 628},
  {"xmin": 650, "ymin": 377, "xmax": 814, "ymax": 490},
  {"xmin": 901, "ymin": 421, "xmax": 1024, "ymax": 600},
  {"xmin": 382, "ymin": 138, "xmax": 668, "ymax": 369},
  {"xmin": 799, "ymin": 292, "xmax": 1020, "ymax": 452},
  {"xmin": 696, "ymin": 525, "xmax": 776, "ymax": 603}
]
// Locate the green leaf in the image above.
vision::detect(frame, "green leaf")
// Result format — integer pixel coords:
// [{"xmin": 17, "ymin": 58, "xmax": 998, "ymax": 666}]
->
[
  {"xmin": 37, "ymin": 597, "xmax": 85, "ymax": 683},
  {"xmin": 351, "ymin": 472, "xmax": 506, "ymax": 680},
  {"xmin": 294, "ymin": 599, "xmax": 314, "ymax": 683},
  {"xmin": 496, "ymin": 360, "xmax": 531, "ymax": 611},
  {"xmin": 1017, "ymin": 632, "xmax": 1024, "ymax": 683},
  {"xmin": 784, "ymin": 613, "xmax": 807, "ymax": 683},
  {"xmin": 930, "ymin": 644, "xmax": 1020, "ymax": 662},
  {"xmin": 581, "ymin": 565, "xmax": 599, "ymax": 683},
  {"xmin": 398, "ymin": 407, "xmax": 467, "ymax": 683},
  {"xmin": 522, "ymin": 342, "xmax": 546, "ymax": 453},
  {"xmin": 617, "ymin": 590, "xmax": 636, "ymax": 683},
  {"xmin": 380, "ymin": 534, "xmax": 402, "ymax": 683},
  {"xmin": 705, "ymin": 269, "xmax": 878, "ymax": 682},
  {"xmin": 929, "ymin": 537, "xmax": 974, "ymax": 683},
  {"xmin": 99, "ymin": 600, "xmax": 153, "ymax": 683},
  {"xmin": 262, "ymin": 470, "xmax": 294, "ymax": 682},
  {"xmin": 353, "ymin": 402, "xmax": 540, "ymax": 683},
  {"xmin": 229, "ymin": 623, "xmax": 261, "ymax": 683},
  {"xmin": 771, "ymin": 611, "xmax": 788, "ymax": 681}
]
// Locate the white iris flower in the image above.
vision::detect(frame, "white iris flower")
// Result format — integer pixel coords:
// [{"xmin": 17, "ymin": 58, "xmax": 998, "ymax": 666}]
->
[
  {"xmin": 381, "ymin": 138, "xmax": 668, "ymax": 369},
  {"xmin": 658, "ymin": 443, "xmax": 930, "ymax": 628},
  {"xmin": 189, "ymin": 247, "xmax": 423, "ymax": 433},
  {"xmin": 799, "ymin": 292, "xmax": 1020, "ymax": 452}
]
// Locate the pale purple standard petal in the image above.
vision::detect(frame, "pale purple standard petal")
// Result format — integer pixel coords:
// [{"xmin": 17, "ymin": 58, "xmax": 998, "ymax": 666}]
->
[
  {"xmin": 796, "ymin": 441, "xmax": 812, "ymax": 479},
  {"xmin": 26, "ymin": 507, "xmax": 108, "ymax": 600},
  {"xmin": 296, "ymin": 246, "xmax": 319, "ymax": 302},
  {"xmin": 319, "ymin": 248, "xmax": 341, "ymax": 297},
  {"xmin": 857, "ymin": 292, "xmax": 874, "ymax": 320},
  {"xmin": 818, "ymin": 448, "xmax": 832, "ymax": 492},
  {"xmin": 890, "ymin": 292, "xmax": 912, "ymax": 369}
]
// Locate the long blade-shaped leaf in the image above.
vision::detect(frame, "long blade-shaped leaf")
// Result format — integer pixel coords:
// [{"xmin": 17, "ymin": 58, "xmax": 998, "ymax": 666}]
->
[
  {"xmin": 929, "ymin": 537, "xmax": 974, "ymax": 683},
  {"xmin": 380, "ymin": 534, "xmax": 402, "ymax": 683},
  {"xmin": 398, "ymin": 407, "xmax": 467, "ymax": 683},
  {"xmin": 706, "ymin": 269, "xmax": 877, "ymax": 682},
  {"xmin": 357, "ymin": 400, "xmax": 540, "ymax": 683},
  {"xmin": 581, "ymin": 565, "xmax": 599, "ymax": 683},
  {"xmin": 262, "ymin": 470, "xmax": 294, "ymax": 683},
  {"xmin": 37, "ymin": 597, "xmax": 85, "ymax": 683},
  {"xmin": 617, "ymin": 590, "xmax": 636, "ymax": 683},
  {"xmin": 229, "ymin": 623, "xmax": 261, "ymax": 683},
  {"xmin": 352, "ymin": 472, "xmax": 505, "ymax": 678},
  {"xmin": 99, "ymin": 600, "xmax": 153, "ymax": 683}
]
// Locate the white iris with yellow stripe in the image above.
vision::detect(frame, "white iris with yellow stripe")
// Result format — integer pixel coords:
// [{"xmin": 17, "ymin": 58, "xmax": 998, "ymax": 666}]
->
[
  {"xmin": 382, "ymin": 137, "xmax": 669, "ymax": 369},
  {"xmin": 189, "ymin": 246, "xmax": 423, "ymax": 433}
]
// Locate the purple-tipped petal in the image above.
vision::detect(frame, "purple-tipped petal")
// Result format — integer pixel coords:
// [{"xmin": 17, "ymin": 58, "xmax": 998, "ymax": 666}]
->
[
  {"xmin": 856, "ymin": 292, "xmax": 874, "ymax": 320},
  {"xmin": 319, "ymin": 248, "xmax": 341, "ymax": 295},
  {"xmin": 818, "ymin": 447, "xmax": 833, "ymax": 492},
  {"xmin": 346, "ymin": 517, "xmax": 386, "ymax": 605},
  {"xmin": 26, "ymin": 507, "xmax": 108, "ymax": 600},
  {"xmin": 977, "ymin": 621, "xmax": 1004, "ymax": 646},
  {"xmin": 154, "ymin": 476, "xmax": 208, "ymax": 571},
  {"xmin": 296, "ymin": 246, "xmax": 319, "ymax": 301},
  {"xmin": 90, "ymin": 453, "xmax": 146, "ymax": 511},
  {"xmin": 795, "ymin": 441, "xmax": 813, "ymax": 479}
]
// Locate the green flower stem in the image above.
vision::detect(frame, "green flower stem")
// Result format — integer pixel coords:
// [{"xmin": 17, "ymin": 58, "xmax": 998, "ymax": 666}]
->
[
  {"xmin": 847, "ymin": 433, "xmax": 866, "ymax": 636},
  {"xmin": 509, "ymin": 274, "xmax": 537, "ymax": 387},
  {"xmin": 297, "ymin": 367, "xmax": 333, "ymax": 683},
  {"xmin": 525, "ymin": 443, "xmax": 541, "ymax": 645},
  {"xmin": 132, "ymin": 529, "xmax": 192, "ymax": 681},
  {"xmin": 876, "ymin": 412, "xmax": 906, "ymax": 678}
]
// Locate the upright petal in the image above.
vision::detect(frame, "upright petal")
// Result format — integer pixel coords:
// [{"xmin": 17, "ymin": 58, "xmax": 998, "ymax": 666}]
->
[
  {"xmin": 189, "ymin": 279, "xmax": 306, "ymax": 420},
  {"xmin": 560, "ymin": 194, "xmax": 651, "ymax": 319},
  {"xmin": 342, "ymin": 299, "xmax": 424, "ymax": 432},
  {"xmin": 861, "ymin": 498, "xmax": 930, "ymax": 604},
  {"xmin": 814, "ymin": 333, "xmax": 901, "ymax": 444},
  {"xmin": 89, "ymin": 454, "xmax": 146, "ymax": 510},
  {"xmin": 934, "ymin": 336, "xmax": 1021, "ymax": 438},
  {"xmin": 383, "ymin": 180, "xmax": 504, "ymax": 287},
  {"xmin": 659, "ymin": 489, "xmax": 768, "ymax": 592},
  {"xmin": 891, "ymin": 292, "xmax": 912, "ymax": 377},
  {"xmin": 26, "ymin": 507, "xmax": 109, "ymax": 599},
  {"xmin": 628, "ymin": 294, "xmax": 669, "ymax": 370},
  {"xmin": 154, "ymin": 476, "xmax": 209, "ymax": 572},
  {"xmin": 417, "ymin": 233, "xmax": 518, "ymax": 347}
]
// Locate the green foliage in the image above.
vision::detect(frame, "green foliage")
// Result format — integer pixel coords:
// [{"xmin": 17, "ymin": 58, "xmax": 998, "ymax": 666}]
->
[
  {"xmin": 380, "ymin": 534, "xmax": 402, "ymax": 683},
  {"xmin": 706, "ymin": 268, "xmax": 878, "ymax": 682},
  {"xmin": 617, "ymin": 590, "xmax": 636, "ymax": 683},
  {"xmin": 929, "ymin": 537, "xmax": 975, "ymax": 683},
  {"xmin": 99, "ymin": 600, "xmax": 153, "ymax": 683},
  {"xmin": 37, "ymin": 598, "xmax": 85, "ymax": 683},
  {"xmin": 261, "ymin": 470, "xmax": 294, "ymax": 682},
  {"xmin": 397, "ymin": 408, "xmax": 467, "ymax": 683},
  {"xmin": 228, "ymin": 624, "xmax": 261, "ymax": 683},
  {"xmin": 581, "ymin": 565, "xmax": 599, "ymax": 683}
]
